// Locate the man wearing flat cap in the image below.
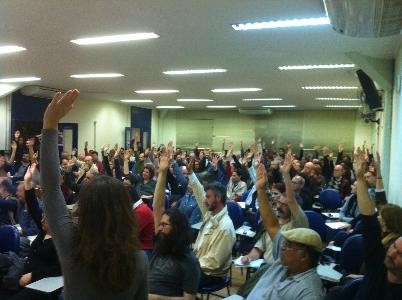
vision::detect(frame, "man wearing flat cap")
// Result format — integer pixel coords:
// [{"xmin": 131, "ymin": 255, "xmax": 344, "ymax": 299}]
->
[{"xmin": 245, "ymin": 163, "xmax": 324, "ymax": 300}]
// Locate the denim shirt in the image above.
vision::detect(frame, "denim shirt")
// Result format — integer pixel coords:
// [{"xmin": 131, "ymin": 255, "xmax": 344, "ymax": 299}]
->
[
  {"xmin": 247, "ymin": 231, "xmax": 324, "ymax": 300},
  {"xmin": 177, "ymin": 192, "xmax": 201, "ymax": 225}
]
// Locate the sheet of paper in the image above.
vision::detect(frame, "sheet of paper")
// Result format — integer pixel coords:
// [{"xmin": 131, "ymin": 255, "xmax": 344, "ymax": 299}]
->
[
  {"xmin": 326, "ymin": 245, "xmax": 341, "ymax": 252},
  {"xmin": 322, "ymin": 212, "xmax": 340, "ymax": 219},
  {"xmin": 26, "ymin": 276, "xmax": 64, "ymax": 293},
  {"xmin": 317, "ymin": 264, "xmax": 342, "ymax": 282},
  {"xmin": 325, "ymin": 221, "xmax": 349, "ymax": 229},
  {"xmin": 235, "ymin": 226, "xmax": 256, "ymax": 237},
  {"xmin": 238, "ymin": 202, "xmax": 246, "ymax": 209},
  {"xmin": 233, "ymin": 256, "xmax": 265, "ymax": 268},
  {"xmin": 191, "ymin": 222, "xmax": 202, "ymax": 230}
]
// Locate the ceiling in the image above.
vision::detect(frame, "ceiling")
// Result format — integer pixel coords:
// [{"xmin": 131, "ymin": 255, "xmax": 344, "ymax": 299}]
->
[{"xmin": 0, "ymin": 0, "xmax": 401, "ymax": 110}]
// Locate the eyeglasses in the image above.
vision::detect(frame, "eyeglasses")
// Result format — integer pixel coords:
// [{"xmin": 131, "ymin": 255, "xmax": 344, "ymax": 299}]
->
[
  {"xmin": 159, "ymin": 222, "xmax": 171, "ymax": 228},
  {"xmin": 292, "ymin": 181, "xmax": 301, "ymax": 184},
  {"xmin": 282, "ymin": 241, "xmax": 305, "ymax": 251}
]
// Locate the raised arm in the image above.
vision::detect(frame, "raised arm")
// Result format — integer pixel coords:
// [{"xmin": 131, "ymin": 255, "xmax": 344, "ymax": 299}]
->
[
  {"xmin": 153, "ymin": 153, "xmax": 170, "ymax": 232},
  {"xmin": 355, "ymin": 148, "xmax": 375, "ymax": 216},
  {"xmin": 24, "ymin": 163, "xmax": 43, "ymax": 232},
  {"xmin": 282, "ymin": 151, "xmax": 300, "ymax": 215},
  {"xmin": 7, "ymin": 141, "xmax": 17, "ymax": 164},
  {"xmin": 187, "ymin": 158, "xmax": 207, "ymax": 217},
  {"xmin": 256, "ymin": 164, "xmax": 280, "ymax": 239},
  {"xmin": 41, "ymin": 90, "xmax": 80, "ymax": 257}
]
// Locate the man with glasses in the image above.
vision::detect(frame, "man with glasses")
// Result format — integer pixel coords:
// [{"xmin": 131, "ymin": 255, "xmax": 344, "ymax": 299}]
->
[
  {"xmin": 241, "ymin": 163, "xmax": 324, "ymax": 300},
  {"xmin": 149, "ymin": 153, "xmax": 200, "ymax": 300},
  {"xmin": 236, "ymin": 153, "xmax": 309, "ymax": 298}
]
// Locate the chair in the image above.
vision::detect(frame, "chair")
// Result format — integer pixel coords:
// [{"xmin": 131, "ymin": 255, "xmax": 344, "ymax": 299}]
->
[
  {"xmin": 304, "ymin": 210, "xmax": 327, "ymax": 242},
  {"xmin": 339, "ymin": 234, "xmax": 364, "ymax": 275},
  {"xmin": 198, "ymin": 276, "xmax": 231, "ymax": 300},
  {"xmin": 227, "ymin": 201, "xmax": 244, "ymax": 229},
  {"xmin": 320, "ymin": 189, "xmax": 342, "ymax": 210},
  {"xmin": 0, "ymin": 225, "xmax": 20, "ymax": 254}
]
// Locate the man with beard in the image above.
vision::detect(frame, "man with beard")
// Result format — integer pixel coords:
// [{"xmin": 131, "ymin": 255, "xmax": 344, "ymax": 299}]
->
[
  {"xmin": 351, "ymin": 149, "xmax": 402, "ymax": 300},
  {"xmin": 149, "ymin": 153, "xmax": 200, "ymax": 300},
  {"xmin": 188, "ymin": 159, "xmax": 236, "ymax": 286}
]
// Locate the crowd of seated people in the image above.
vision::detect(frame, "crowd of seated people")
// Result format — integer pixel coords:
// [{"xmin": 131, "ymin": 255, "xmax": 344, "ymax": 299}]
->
[{"xmin": 0, "ymin": 90, "xmax": 401, "ymax": 300}]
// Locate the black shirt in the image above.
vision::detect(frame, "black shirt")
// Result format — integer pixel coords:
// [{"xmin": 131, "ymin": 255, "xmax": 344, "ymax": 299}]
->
[{"xmin": 356, "ymin": 214, "xmax": 402, "ymax": 300}]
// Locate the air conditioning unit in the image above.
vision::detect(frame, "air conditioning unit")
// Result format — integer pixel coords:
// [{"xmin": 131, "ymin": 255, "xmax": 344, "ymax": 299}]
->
[
  {"xmin": 238, "ymin": 108, "xmax": 272, "ymax": 115},
  {"xmin": 324, "ymin": 0, "xmax": 402, "ymax": 37},
  {"xmin": 20, "ymin": 85, "xmax": 67, "ymax": 99}
]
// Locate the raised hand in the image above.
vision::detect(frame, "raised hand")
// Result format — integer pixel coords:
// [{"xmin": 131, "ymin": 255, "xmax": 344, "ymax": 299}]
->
[
  {"xmin": 187, "ymin": 157, "xmax": 195, "ymax": 174},
  {"xmin": 43, "ymin": 89, "xmax": 80, "ymax": 129},
  {"xmin": 159, "ymin": 154, "xmax": 170, "ymax": 172},
  {"xmin": 255, "ymin": 164, "xmax": 267, "ymax": 190},
  {"xmin": 124, "ymin": 150, "xmax": 131, "ymax": 161},
  {"xmin": 338, "ymin": 144, "xmax": 344, "ymax": 153},
  {"xmin": 24, "ymin": 163, "xmax": 37, "ymax": 190},
  {"xmin": 282, "ymin": 151, "xmax": 292, "ymax": 174},
  {"xmin": 354, "ymin": 147, "xmax": 367, "ymax": 179}
]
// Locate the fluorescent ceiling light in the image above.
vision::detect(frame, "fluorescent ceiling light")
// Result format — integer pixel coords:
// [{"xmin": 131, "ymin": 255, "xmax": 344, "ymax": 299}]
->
[
  {"xmin": 156, "ymin": 106, "xmax": 184, "ymax": 109},
  {"xmin": 177, "ymin": 99, "xmax": 214, "ymax": 102},
  {"xmin": 211, "ymin": 88, "xmax": 262, "ymax": 93},
  {"xmin": 279, "ymin": 64, "xmax": 355, "ymax": 70},
  {"xmin": 325, "ymin": 105, "xmax": 361, "ymax": 108},
  {"xmin": 262, "ymin": 105, "xmax": 296, "ymax": 108},
  {"xmin": 207, "ymin": 105, "xmax": 237, "ymax": 108},
  {"xmin": 135, "ymin": 89, "xmax": 179, "ymax": 94},
  {"xmin": 232, "ymin": 17, "xmax": 329, "ymax": 31},
  {"xmin": 0, "ymin": 45, "xmax": 26, "ymax": 55},
  {"xmin": 120, "ymin": 99, "xmax": 153, "ymax": 103},
  {"xmin": 316, "ymin": 97, "xmax": 360, "ymax": 101},
  {"xmin": 70, "ymin": 32, "xmax": 159, "ymax": 45},
  {"xmin": 0, "ymin": 84, "xmax": 17, "ymax": 97},
  {"xmin": 163, "ymin": 69, "xmax": 227, "ymax": 75},
  {"xmin": 70, "ymin": 73, "xmax": 124, "ymax": 78},
  {"xmin": 302, "ymin": 86, "xmax": 359, "ymax": 90},
  {"xmin": 0, "ymin": 77, "xmax": 41, "ymax": 83},
  {"xmin": 243, "ymin": 98, "xmax": 283, "ymax": 101}
]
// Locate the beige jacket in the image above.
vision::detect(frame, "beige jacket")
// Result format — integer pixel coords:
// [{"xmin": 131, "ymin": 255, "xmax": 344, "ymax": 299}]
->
[{"xmin": 189, "ymin": 172, "xmax": 236, "ymax": 277}]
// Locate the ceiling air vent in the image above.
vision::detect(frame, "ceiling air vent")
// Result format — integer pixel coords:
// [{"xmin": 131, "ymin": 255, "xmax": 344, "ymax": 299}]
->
[
  {"xmin": 324, "ymin": 0, "xmax": 402, "ymax": 37},
  {"xmin": 20, "ymin": 85, "xmax": 67, "ymax": 99}
]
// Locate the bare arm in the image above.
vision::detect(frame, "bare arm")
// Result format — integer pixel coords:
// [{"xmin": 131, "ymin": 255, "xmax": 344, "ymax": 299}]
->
[
  {"xmin": 256, "ymin": 164, "xmax": 280, "ymax": 239},
  {"xmin": 282, "ymin": 151, "xmax": 299, "ymax": 215},
  {"xmin": 355, "ymin": 148, "xmax": 375, "ymax": 215},
  {"xmin": 153, "ymin": 155, "xmax": 169, "ymax": 232},
  {"xmin": 8, "ymin": 141, "xmax": 17, "ymax": 164}
]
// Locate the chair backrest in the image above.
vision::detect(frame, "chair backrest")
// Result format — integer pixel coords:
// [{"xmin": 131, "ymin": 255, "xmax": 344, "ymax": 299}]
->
[
  {"xmin": 0, "ymin": 225, "xmax": 20, "ymax": 253},
  {"xmin": 353, "ymin": 220, "xmax": 362, "ymax": 234},
  {"xmin": 320, "ymin": 189, "xmax": 342, "ymax": 210},
  {"xmin": 304, "ymin": 210, "xmax": 327, "ymax": 241},
  {"xmin": 340, "ymin": 234, "xmax": 364, "ymax": 274},
  {"xmin": 342, "ymin": 277, "xmax": 364, "ymax": 299},
  {"xmin": 240, "ymin": 189, "xmax": 251, "ymax": 202},
  {"xmin": 226, "ymin": 201, "xmax": 244, "ymax": 229}
]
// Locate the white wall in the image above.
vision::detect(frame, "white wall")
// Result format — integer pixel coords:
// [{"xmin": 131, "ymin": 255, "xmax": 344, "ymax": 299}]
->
[
  {"xmin": 60, "ymin": 97, "xmax": 130, "ymax": 152},
  {"xmin": 388, "ymin": 45, "xmax": 402, "ymax": 206},
  {"xmin": 0, "ymin": 95, "xmax": 11, "ymax": 150}
]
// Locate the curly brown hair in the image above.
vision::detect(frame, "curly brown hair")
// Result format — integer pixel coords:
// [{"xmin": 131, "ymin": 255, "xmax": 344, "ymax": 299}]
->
[{"xmin": 75, "ymin": 175, "xmax": 140, "ymax": 292}]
